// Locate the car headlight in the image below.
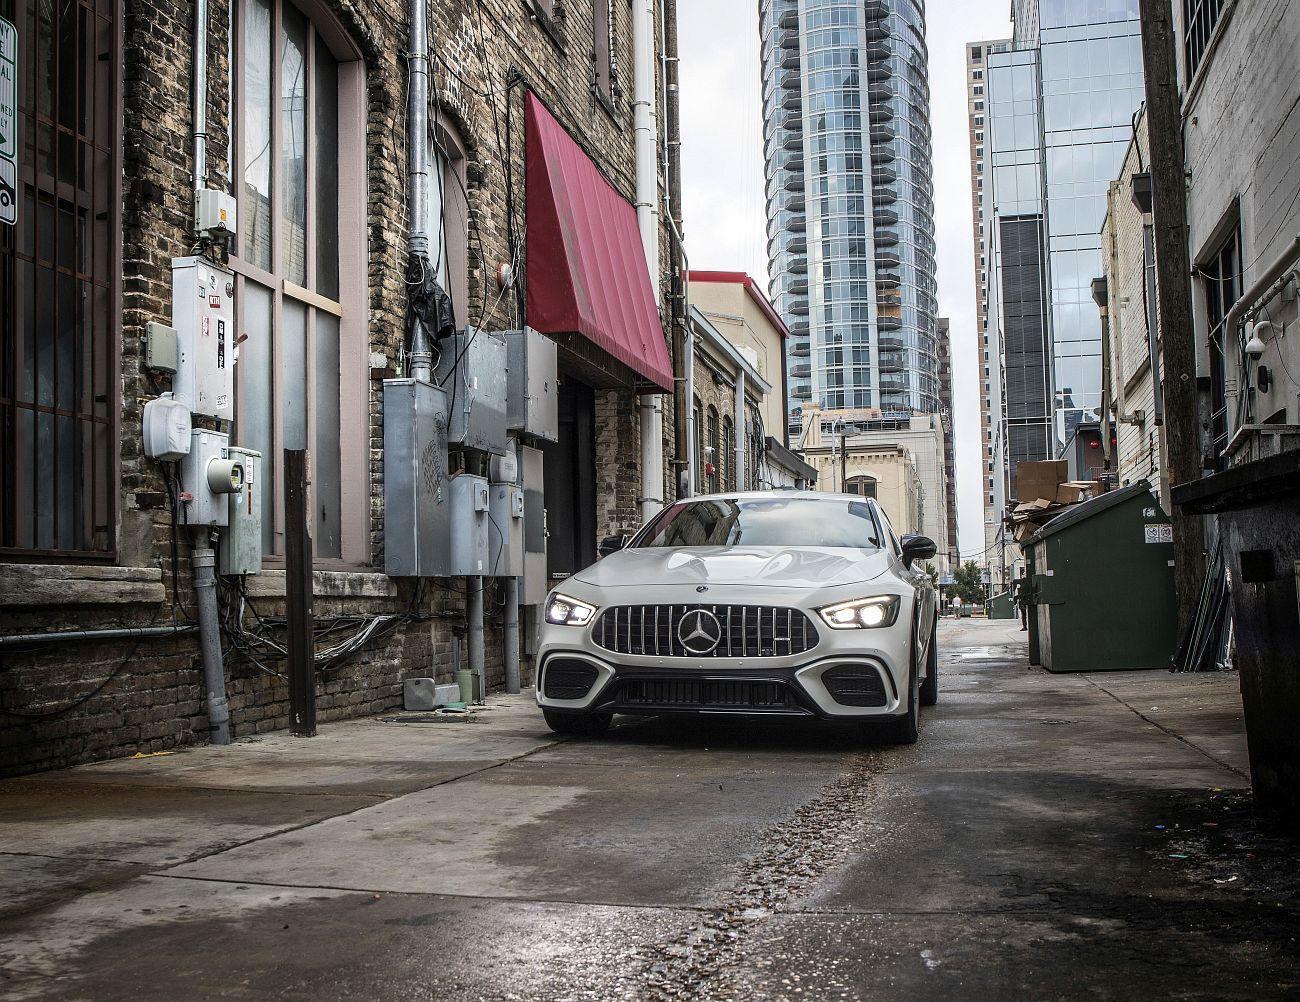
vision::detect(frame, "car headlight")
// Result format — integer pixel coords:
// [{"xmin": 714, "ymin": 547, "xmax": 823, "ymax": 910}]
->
[
  {"xmin": 545, "ymin": 592, "xmax": 598, "ymax": 627},
  {"xmin": 817, "ymin": 595, "xmax": 901, "ymax": 630}
]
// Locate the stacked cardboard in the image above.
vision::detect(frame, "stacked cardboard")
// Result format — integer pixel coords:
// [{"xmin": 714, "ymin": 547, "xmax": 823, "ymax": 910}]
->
[{"xmin": 1006, "ymin": 460, "xmax": 1100, "ymax": 543}]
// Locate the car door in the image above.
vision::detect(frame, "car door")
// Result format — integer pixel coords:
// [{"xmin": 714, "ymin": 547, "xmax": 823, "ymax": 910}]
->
[{"xmin": 873, "ymin": 503, "xmax": 935, "ymax": 662}]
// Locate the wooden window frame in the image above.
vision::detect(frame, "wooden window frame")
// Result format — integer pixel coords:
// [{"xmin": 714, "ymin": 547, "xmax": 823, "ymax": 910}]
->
[{"xmin": 229, "ymin": 0, "xmax": 368, "ymax": 567}]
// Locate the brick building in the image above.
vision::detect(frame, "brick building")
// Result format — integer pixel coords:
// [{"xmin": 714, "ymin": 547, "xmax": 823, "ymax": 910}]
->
[{"xmin": 0, "ymin": 0, "xmax": 678, "ymax": 773}]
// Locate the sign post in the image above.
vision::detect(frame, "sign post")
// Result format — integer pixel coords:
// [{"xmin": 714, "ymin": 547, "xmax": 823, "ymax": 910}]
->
[{"xmin": 0, "ymin": 16, "xmax": 17, "ymax": 227}]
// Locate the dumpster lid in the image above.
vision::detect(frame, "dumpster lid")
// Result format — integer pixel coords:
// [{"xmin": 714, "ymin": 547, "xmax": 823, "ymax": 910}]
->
[{"xmin": 1026, "ymin": 482, "xmax": 1159, "ymax": 545}]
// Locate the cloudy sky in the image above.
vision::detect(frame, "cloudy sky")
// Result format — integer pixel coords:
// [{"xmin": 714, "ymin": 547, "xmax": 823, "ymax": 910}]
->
[{"xmin": 678, "ymin": 0, "xmax": 1014, "ymax": 559}]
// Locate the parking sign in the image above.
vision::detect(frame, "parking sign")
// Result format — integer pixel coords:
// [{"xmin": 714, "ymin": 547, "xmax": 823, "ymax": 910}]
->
[{"xmin": 0, "ymin": 15, "xmax": 14, "ymax": 227}]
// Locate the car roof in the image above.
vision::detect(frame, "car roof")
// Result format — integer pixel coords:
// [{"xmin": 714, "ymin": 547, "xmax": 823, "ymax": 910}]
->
[{"xmin": 676, "ymin": 490, "xmax": 876, "ymax": 504}]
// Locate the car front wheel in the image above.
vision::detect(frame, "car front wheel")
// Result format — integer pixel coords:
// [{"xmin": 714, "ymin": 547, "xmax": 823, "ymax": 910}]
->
[
  {"xmin": 920, "ymin": 616, "xmax": 938, "ymax": 707},
  {"xmin": 542, "ymin": 708, "xmax": 612, "ymax": 737},
  {"xmin": 871, "ymin": 624, "xmax": 920, "ymax": 745}
]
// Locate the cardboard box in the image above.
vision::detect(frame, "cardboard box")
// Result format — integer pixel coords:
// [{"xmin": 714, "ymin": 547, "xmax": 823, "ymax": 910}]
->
[
  {"xmin": 1016, "ymin": 460, "xmax": 1067, "ymax": 503},
  {"xmin": 1056, "ymin": 482, "xmax": 1097, "ymax": 504}
]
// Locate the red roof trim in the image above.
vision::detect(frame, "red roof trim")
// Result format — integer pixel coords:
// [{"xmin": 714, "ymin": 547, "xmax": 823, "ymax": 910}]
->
[
  {"xmin": 687, "ymin": 271, "xmax": 790, "ymax": 339},
  {"xmin": 524, "ymin": 93, "xmax": 674, "ymax": 392}
]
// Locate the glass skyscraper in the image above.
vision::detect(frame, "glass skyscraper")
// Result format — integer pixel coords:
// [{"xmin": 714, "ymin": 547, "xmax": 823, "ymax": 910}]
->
[
  {"xmin": 986, "ymin": 0, "xmax": 1144, "ymax": 485},
  {"xmin": 760, "ymin": 0, "xmax": 939, "ymax": 436}
]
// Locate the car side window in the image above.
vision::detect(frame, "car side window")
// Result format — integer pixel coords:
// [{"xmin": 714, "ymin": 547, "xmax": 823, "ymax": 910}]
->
[{"xmin": 874, "ymin": 503, "xmax": 902, "ymax": 556}]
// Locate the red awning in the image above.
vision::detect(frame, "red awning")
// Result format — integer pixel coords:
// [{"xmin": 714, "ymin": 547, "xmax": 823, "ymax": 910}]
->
[{"xmin": 525, "ymin": 92, "xmax": 674, "ymax": 392}]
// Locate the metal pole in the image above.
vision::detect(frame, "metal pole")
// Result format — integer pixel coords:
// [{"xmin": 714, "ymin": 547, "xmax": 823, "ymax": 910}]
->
[
  {"xmin": 468, "ymin": 577, "xmax": 485, "ymax": 704},
  {"xmin": 191, "ymin": 0, "xmax": 208, "ymax": 197},
  {"xmin": 504, "ymin": 576, "xmax": 521, "ymax": 694},
  {"xmin": 284, "ymin": 449, "xmax": 316, "ymax": 736},
  {"xmin": 406, "ymin": 0, "xmax": 433, "ymax": 381},
  {"xmin": 190, "ymin": 540, "xmax": 230, "ymax": 745}
]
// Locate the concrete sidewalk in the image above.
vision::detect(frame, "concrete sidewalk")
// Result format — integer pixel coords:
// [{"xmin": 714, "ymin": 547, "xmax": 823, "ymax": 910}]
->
[{"xmin": 1, "ymin": 620, "xmax": 1294, "ymax": 1001}]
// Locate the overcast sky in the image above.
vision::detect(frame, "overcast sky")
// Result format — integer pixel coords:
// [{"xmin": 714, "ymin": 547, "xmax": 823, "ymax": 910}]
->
[{"xmin": 678, "ymin": 0, "xmax": 1014, "ymax": 559}]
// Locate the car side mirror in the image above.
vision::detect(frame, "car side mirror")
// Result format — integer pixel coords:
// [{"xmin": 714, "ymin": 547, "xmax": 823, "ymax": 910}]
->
[
  {"xmin": 899, "ymin": 534, "xmax": 937, "ymax": 567},
  {"xmin": 599, "ymin": 533, "xmax": 631, "ymax": 558}
]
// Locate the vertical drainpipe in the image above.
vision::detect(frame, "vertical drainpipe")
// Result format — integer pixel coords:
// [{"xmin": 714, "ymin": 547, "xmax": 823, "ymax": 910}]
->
[
  {"xmin": 190, "ymin": 0, "xmax": 230, "ymax": 744},
  {"xmin": 407, "ymin": 0, "xmax": 432, "ymax": 381},
  {"xmin": 734, "ymin": 370, "xmax": 746, "ymax": 490},
  {"xmin": 634, "ymin": 0, "xmax": 664, "ymax": 523},
  {"xmin": 662, "ymin": 0, "xmax": 690, "ymax": 499}
]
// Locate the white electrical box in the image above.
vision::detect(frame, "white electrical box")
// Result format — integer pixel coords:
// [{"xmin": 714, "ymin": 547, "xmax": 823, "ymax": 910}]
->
[
  {"xmin": 489, "ymin": 483, "xmax": 525, "ymax": 577},
  {"xmin": 220, "ymin": 447, "xmax": 263, "ymax": 575},
  {"xmin": 173, "ymin": 257, "xmax": 236, "ymax": 421},
  {"xmin": 145, "ymin": 322, "xmax": 179, "ymax": 374},
  {"xmin": 181, "ymin": 429, "xmax": 243, "ymax": 528},
  {"xmin": 142, "ymin": 393, "xmax": 192, "ymax": 461},
  {"xmin": 196, "ymin": 188, "xmax": 238, "ymax": 237},
  {"xmin": 447, "ymin": 474, "xmax": 490, "ymax": 576}
]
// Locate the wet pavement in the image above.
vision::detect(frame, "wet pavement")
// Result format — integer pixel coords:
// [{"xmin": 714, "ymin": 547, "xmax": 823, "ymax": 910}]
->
[{"xmin": 3, "ymin": 619, "xmax": 1298, "ymax": 1000}]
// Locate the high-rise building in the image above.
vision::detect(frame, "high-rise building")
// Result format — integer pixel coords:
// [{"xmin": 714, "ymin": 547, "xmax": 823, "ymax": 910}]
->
[
  {"xmin": 936, "ymin": 317, "xmax": 959, "ymax": 569},
  {"xmin": 965, "ymin": 39, "xmax": 1010, "ymax": 562},
  {"xmin": 760, "ymin": 0, "xmax": 939, "ymax": 440},
  {"xmin": 983, "ymin": 0, "xmax": 1143, "ymax": 496}
]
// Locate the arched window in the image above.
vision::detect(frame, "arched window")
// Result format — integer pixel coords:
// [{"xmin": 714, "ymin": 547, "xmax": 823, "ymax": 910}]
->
[
  {"xmin": 706, "ymin": 406, "xmax": 720, "ymax": 494},
  {"xmin": 428, "ymin": 119, "xmax": 470, "ymax": 326},
  {"xmin": 693, "ymin": 398, "xmax": 704, "ymax": 493},
  {"xmin": 847, "ymin": 475, "xmax": 878, "ymax": 499},
  {"xmin": 233, "ymin": 0, "xmax": 366, "ymax": 563}
]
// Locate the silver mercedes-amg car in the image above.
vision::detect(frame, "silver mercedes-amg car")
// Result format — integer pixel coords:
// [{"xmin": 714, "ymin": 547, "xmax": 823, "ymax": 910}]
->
[{"xmin": 535, "ymin": 491, "xmax": 939, "ymax": 743}]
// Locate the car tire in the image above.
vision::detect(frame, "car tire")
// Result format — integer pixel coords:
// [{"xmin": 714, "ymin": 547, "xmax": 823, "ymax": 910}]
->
[
  {"xmin": 920, "ymin": 616, "xmax": 939, "ymax": 707},
  {"xmin": 873, "ymin": 623, "xmax": 920, "ymax": 745},
  {"xmin": 542, "ymin": 708, "xmax": 612, "ymax": 737}
]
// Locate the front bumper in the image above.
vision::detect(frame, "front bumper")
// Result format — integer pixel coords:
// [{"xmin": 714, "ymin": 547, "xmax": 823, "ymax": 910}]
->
[{"xmin": 536, "ymin": 609, "xmax": 913, "ymax": 720}]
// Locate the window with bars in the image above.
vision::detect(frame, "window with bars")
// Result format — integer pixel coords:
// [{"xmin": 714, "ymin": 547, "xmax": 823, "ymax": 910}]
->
[
  {"xmin": 1202, "ymin": 225, "xmax": 1241, "ymax": 469},
  {"xmin": 706, "ymin": 405, "xmax": 719, "ymax": 493},
  {"xmin": 1183, "ymin": 0, "xmax": 1226, "ymax": 82},
  {"xmin": 721, "ymin": 415, "xmax": 734, "ymax": 491},
  {"xmin": 692, "ymin": 398, "xmax": 703, "ymax": 493},
  {"xmin": 232, "ymin": 0, "xmax": 365, "ymax": 563},
  {"xmin": 592, "ymin": 0, "xmax": 613, "ymax": 104},
  {"xmin": 1, "ymin": 0, "xmax": 117, "ymax": 557}
]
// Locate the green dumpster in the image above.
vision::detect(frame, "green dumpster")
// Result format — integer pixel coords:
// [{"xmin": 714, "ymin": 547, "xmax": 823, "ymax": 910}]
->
[
  {"xmin": 987, "ymin": 591, "xmax": 1017, "ymax": 620},
  {"xmin": 1024, "ymin": 482, "xmax": 1178, "ymax": 672}
]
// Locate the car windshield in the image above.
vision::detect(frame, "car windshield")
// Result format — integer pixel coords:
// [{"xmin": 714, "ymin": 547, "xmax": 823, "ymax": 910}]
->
[{"xmin": 634, "ymin": 498, "xmax": 883, "ymax": 550}]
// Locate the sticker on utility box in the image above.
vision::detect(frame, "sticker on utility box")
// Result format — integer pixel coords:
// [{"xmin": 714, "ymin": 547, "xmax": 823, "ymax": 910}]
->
[{"xmin": 1144, "ymin": 524, "xmax": 1173, "ymax": 544}]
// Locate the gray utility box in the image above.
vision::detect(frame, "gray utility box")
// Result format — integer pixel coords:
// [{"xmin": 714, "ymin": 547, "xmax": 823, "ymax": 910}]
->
[
  {"xmin": 520, "ymin": 445, "xmax": 547, "ymax": 605},
  {"xmin": 383, "ymin": 378, "xmax": 451, "ymax": 577},
  {"xmin": 219, "ymin": 447, "xmax": 263, "ymax": 575},
  {"xmin": 489, "ymin": 482, "xmax": 525, "ymax": 577},
  {"xmin": 448, "ymin": 474, "xmax": 491, "ymax": 577},
  {"xmin": 504, "ymin": 328, "xmax": 559, "ymax": 442},
  {"xmin": 434, "ymin": 328, "xmax": 508, "ymax": 455}
]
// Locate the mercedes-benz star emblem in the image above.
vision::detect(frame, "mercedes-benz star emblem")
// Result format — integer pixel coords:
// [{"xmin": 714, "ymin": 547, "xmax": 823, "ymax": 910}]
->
[{"xmin": 678, "ymin": 609, "xmax": 722, "ymax": 655}]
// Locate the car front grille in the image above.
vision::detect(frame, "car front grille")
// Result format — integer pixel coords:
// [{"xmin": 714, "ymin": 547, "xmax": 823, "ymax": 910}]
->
[
  {"xmin": 592, "ymin": 604, "xmax": 819, "ymax": 659},
  {"xmin": 821, "ymin": 664, "xmax": 888, "ymax": 707},
  {"xmin": 614, "ymin": 678, "xmax": 798, "ymax": 711},
  {"xmin": 542, "ymin": 659, "xmax": 600, "ymax": 700}
]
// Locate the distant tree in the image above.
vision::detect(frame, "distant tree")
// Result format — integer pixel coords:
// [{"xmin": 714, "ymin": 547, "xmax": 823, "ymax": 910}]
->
[
  {"xmin": 923, "ymin": 562, "xmax": 939, "ymax": 586},
  {"xmin": 952, "ymin": 561, "xmax": 986, "ymax": 605}
]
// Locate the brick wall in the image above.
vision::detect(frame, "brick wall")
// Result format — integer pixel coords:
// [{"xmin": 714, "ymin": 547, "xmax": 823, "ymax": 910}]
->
[{"xmin": 1, "ymin": 0, "xmax": 674, "ymax": 776}]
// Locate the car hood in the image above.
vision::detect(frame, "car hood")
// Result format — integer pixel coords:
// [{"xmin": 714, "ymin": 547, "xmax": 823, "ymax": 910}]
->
[{"xmin": 570, "ymin": 546, "xmax": 893, "ymax": 590}]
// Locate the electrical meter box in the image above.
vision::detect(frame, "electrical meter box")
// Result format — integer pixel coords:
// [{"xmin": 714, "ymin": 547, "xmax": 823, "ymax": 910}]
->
[
  {"xmin": 383, "ymin": 378, "xmax": 451, "ymax": 577},
  {"xmin": 173, "ymin": 257, "xmax": 236, "ymax": 421},
  {"xmin": 433, "ymin": 328, "xmax": 508, "ymax": 454},
  {"xmin": 504, "ymin": 328, "xmax": 558, "ymax": 442},
  {"xmin": 195, "ymin": 188, "xmax": 238, "ymax": 237},
  {"xmin": 220, "ymin": 447, "xmax": 263, "ymax": 575},
  {"xmin": 520, "ymin": 445, "xmax": 547, "ymax": 605},
  {"xmin": 142, "ymin": 393, "xmax": 192, "ymax": 461},
  {"xmin": 181, "ymin": 429, "xmax": 239, "ymax": 527},
  {"xmin": 489, "ymin": 483, "xmax": 525, "ymax": 577},
  {"xmin": 447, "ymin": 474, "xmax": 490, "ymax": 576}
]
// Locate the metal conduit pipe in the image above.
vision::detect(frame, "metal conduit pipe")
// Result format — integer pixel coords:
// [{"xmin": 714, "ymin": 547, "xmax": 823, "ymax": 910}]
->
[
  {"xmin": 468, "ymin": 577, "xmax": 485, "ymax": 704},
  {"xmin": 406, "ymin": 0, "xmax": 433, "ymax": 381},
  {"xmin": 191, "ymin": 0, "xmax": 208, "ymax": 195},
  {"xmin": 191, "ymin": 542, "xmax": 231, "ymax": 745},
  {"xmin": 0, "ymin": 624, "xmax": 197, "ymax": 649},
  {"xmin": 503, "ymin": 576, "xmax": 521, "ymax": 695}
]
